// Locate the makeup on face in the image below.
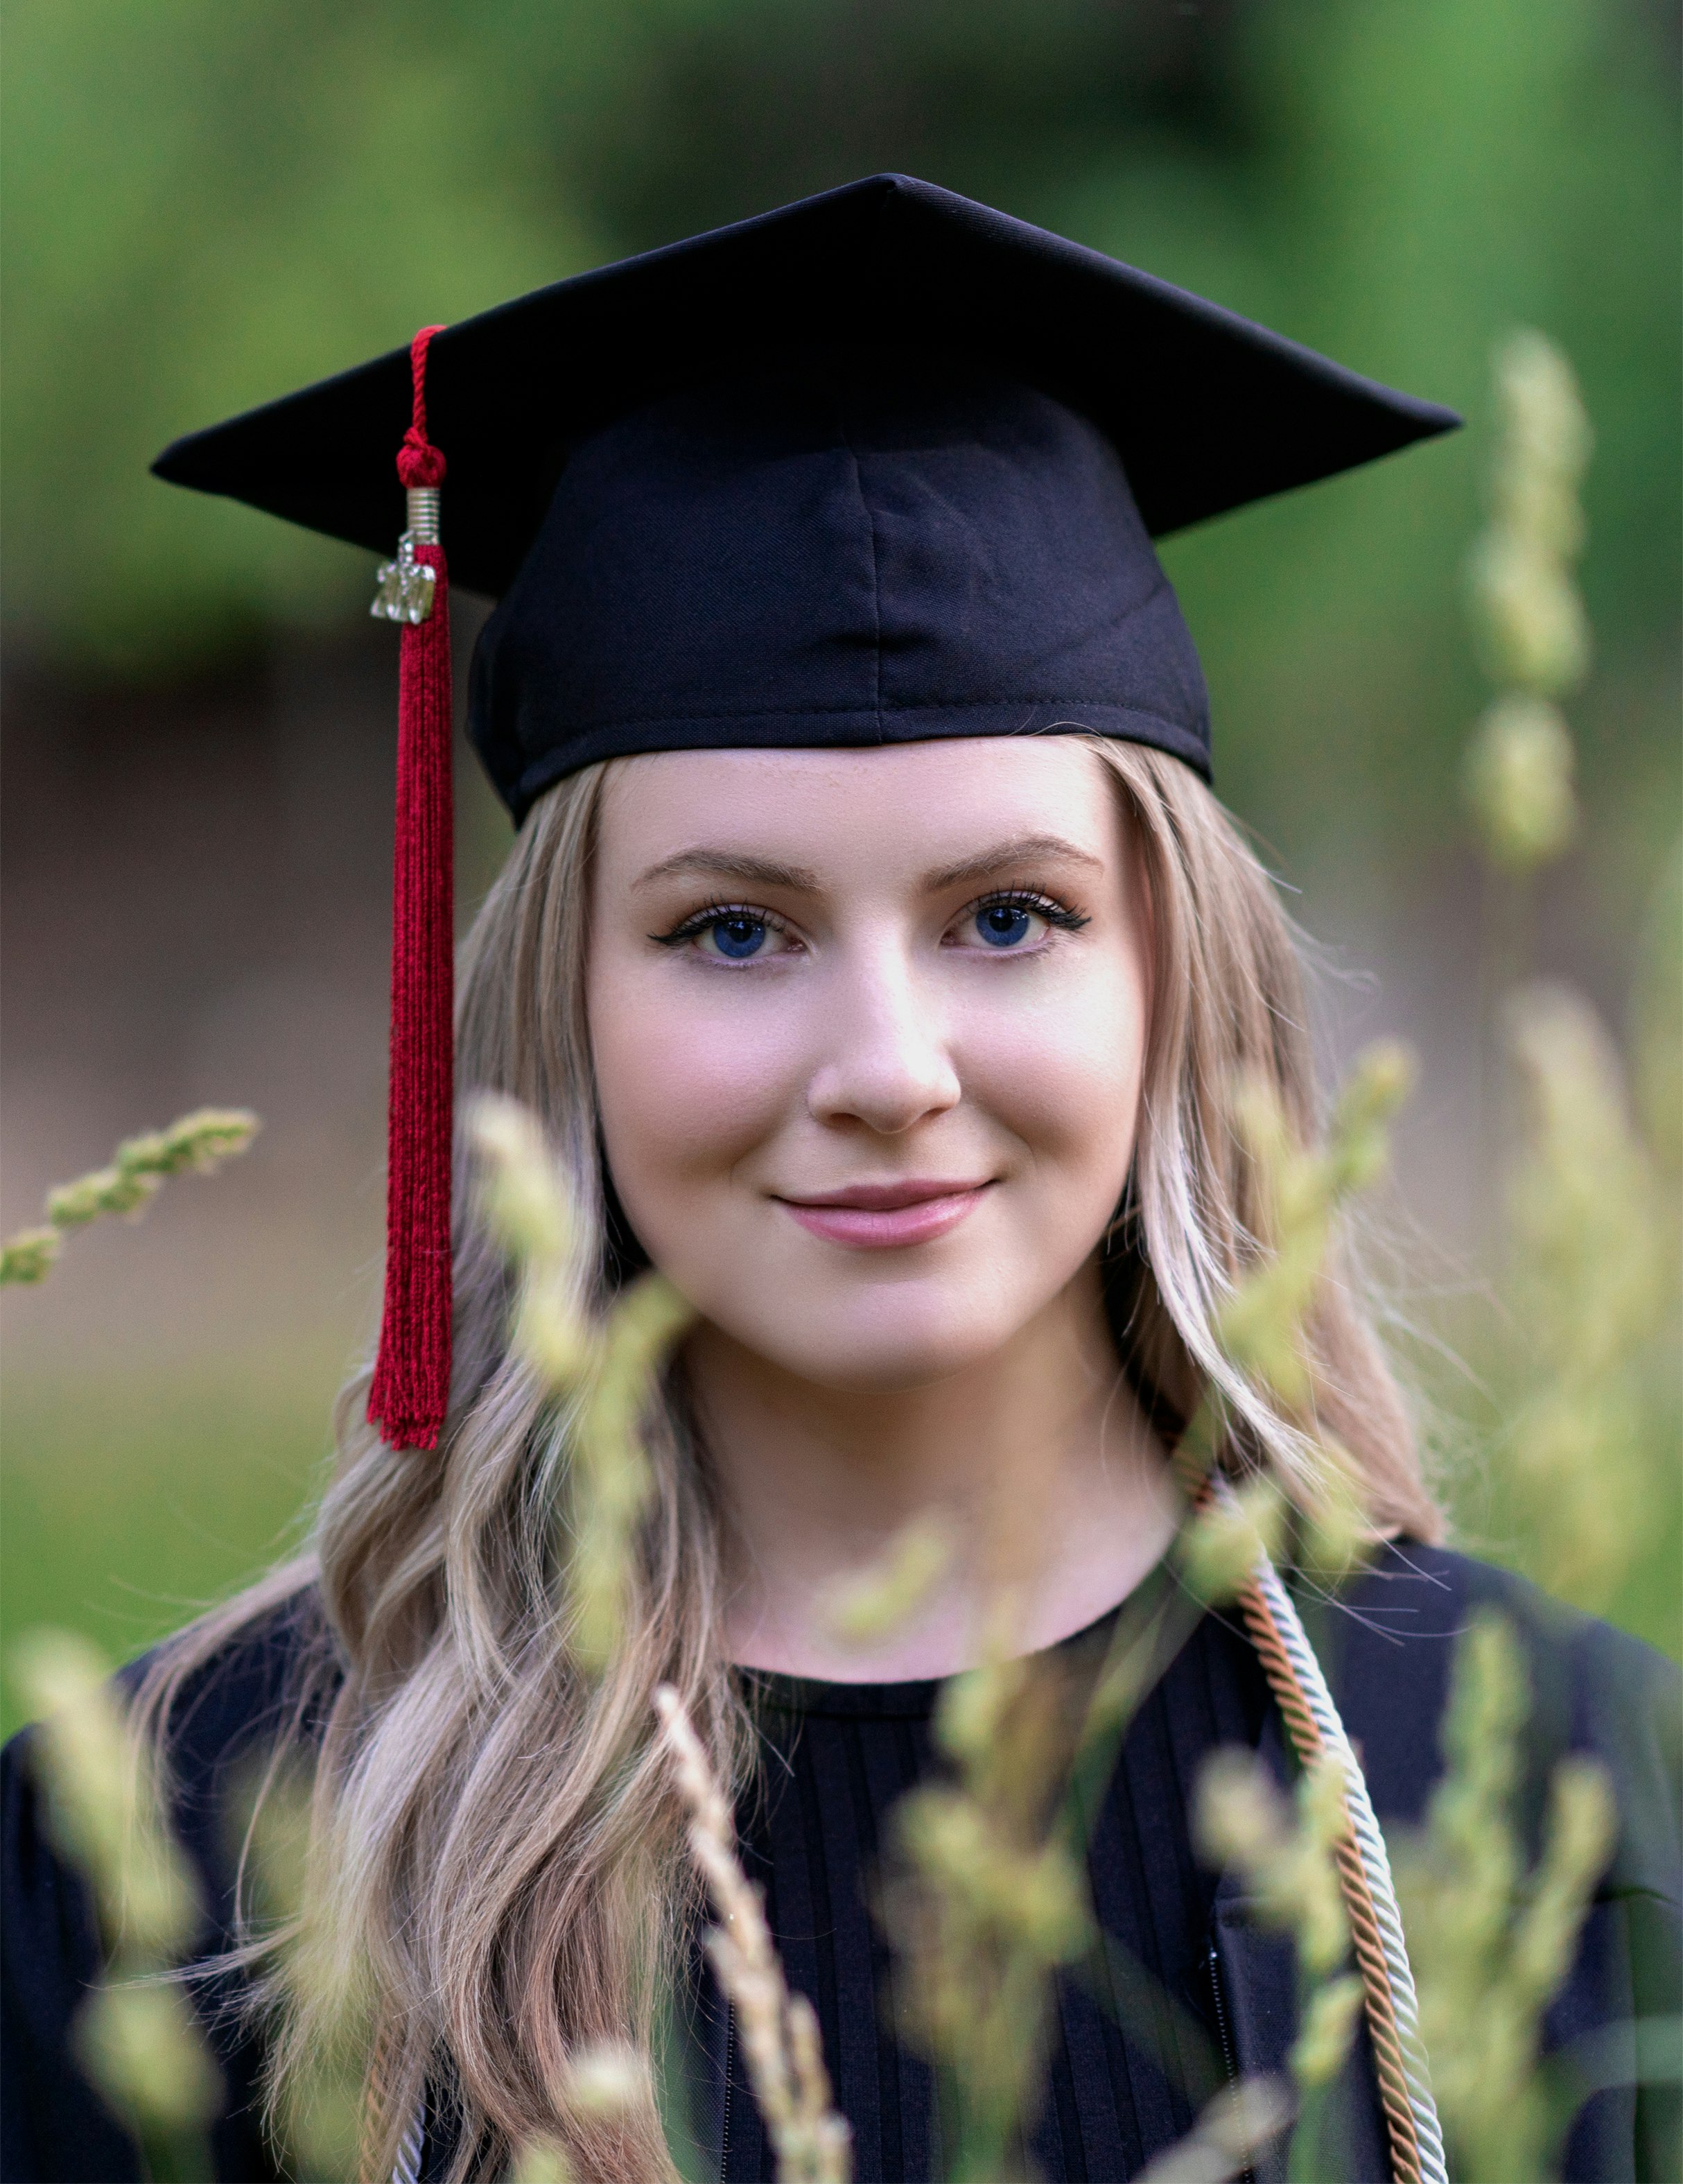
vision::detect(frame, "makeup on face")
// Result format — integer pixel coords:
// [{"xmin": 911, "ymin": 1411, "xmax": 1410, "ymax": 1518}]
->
[
  {"xmin": 775, "ymin": 1179, "xmax": 996, "ymax": 1250},
  {"xmin": 587, "ymin": 736, "xmax": 1152, "ymax": 1396}
]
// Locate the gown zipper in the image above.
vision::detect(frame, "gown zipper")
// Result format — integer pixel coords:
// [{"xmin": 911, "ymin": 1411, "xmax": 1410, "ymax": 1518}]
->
[
  {"xmin": 1205, "ymin": 1939, "xmax": 1261, "ymax": 2184},
  {"xmin": 1207, "ymin": 1939, "xmax": 1239, "ymax": 2094},
  {"xmin": 718, "ymin": 2002, "xmax": 735, "ymax": 2183}
]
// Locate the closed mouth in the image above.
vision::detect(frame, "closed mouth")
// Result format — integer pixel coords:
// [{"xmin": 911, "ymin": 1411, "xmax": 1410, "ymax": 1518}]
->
[{"xmin": 774, "ymin": 1179, "xmax": 994, "ymax": 1249}]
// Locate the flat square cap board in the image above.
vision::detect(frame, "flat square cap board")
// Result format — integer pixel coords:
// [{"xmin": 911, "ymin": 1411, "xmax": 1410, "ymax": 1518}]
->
[
  {"xmin": 155, "ymin": 171, "xmax": 1456, "ymax": 588},
  {"xmin": 148, "ymin": 171, "xmax": 1458, "ymax": 1452}
]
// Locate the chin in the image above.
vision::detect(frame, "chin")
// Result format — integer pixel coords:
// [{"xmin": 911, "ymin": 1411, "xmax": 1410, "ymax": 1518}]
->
[{"xmin": 737, "ymin": 1290, "xmax": 1031, "ymax": 1393}]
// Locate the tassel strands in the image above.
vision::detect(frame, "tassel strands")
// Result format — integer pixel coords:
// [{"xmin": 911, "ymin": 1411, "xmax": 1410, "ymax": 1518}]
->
[{"xmin": 367, "ymin": 325, "xmax": 455, "ymax": 1453}]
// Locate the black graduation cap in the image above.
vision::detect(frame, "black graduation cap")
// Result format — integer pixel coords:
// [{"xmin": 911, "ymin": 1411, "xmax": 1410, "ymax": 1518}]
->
[
  {"xmin": 150, "ymin": 171, "xmax": 1458, "ymax": 1453},
  {"xmin": 157, "ymin": 171, "xmax": 1457, "ymax": 806}
]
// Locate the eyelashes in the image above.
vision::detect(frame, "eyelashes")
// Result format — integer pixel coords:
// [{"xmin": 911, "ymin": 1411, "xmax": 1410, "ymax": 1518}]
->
[
  {"xmin": 650, "ymin": 887, "xmax": 1090, "ymax": 956},
  {"xmin": 966, "ymin": 887, "xmax": 1090, "ymax": 935},
  {"xmin": 650, "ymin": 899, "xmax": 793, "ymax": 948}
]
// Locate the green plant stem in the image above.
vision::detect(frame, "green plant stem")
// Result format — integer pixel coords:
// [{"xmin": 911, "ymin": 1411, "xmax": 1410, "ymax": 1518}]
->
[
  {"xmin": 1061, "ymin": 1566, "xmax": 1206, "ymax": 1853},
  {"xmin": 1284, "ymin": 2074, "xmax": 1335, "ymax": 2184},
  {"xmin": 137, "ymin": 2121, "xmax": 215, "ymax": 2184},
  {"xmin": 1474, "ymin": 854, "xmax": 1535, "ymax": 1241}
]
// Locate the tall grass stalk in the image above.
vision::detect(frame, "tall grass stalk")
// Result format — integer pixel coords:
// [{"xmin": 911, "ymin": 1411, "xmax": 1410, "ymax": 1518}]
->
[
  {"xmin": 8, "ymin": 1631, "xmax": 221, "ymax": 2181},
  {"xmin": 0, "ymin": 1109, "xmax": 259, "ymax": 1285},
  {"xmin": 1392, "ymin": 1613, "xmax": 1617, "ymax": 2183},
  {"xmin": 468, "ymin": 1091, "xmax": 693, "ymax": 1673},
  {"xmin": 654, "ymin": 1685, "xmax": 853, "ymax": 2184},
  {"xmin": 1194, "ymin": 1750, "xmax": 1362, "ymax": 2181}
]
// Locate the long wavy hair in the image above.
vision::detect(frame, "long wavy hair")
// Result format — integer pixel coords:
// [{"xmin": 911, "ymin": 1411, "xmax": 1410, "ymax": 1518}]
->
[{"xmin": 137, "ymin": 739, "xmax": 1441, "ymax": 2181}]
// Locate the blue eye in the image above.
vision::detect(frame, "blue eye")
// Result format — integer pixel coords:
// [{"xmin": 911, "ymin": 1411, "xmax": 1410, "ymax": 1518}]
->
[
  {"xmin": 708, "ymin": 913, "xmax": 768, "ymax": 959},
  {"xmin": 975, "ymin": 903, "xmax": 1034, "ymax": 948}
]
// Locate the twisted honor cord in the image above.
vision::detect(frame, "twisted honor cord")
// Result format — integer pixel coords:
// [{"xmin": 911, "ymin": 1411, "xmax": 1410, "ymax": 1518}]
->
[{"xmin": 1221, "ymin": 1487, "xmax": 1447, "ymax": 2184}]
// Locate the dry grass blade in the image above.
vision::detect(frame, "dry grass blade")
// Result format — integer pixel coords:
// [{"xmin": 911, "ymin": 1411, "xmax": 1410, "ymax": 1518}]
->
[
  {"xmin": 654, "ymin": 1685, "xmax": 852, "ymax": 2184},
  {"xmin": 1133, "ymin": 2077, "xmax": 1293, "ymax": 2184}
]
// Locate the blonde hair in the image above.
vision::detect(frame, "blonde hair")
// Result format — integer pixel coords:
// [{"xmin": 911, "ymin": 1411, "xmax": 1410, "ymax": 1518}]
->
[{"xmin": 138, "ymin": 740, "xmax": 1440, "ymax": 2181}]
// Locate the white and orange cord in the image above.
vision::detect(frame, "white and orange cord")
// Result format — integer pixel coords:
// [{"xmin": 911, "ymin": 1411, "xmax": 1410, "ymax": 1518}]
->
[{"xmin": 1224, "ymin": 1496, "xmax": 1448, "ymax": 2184}]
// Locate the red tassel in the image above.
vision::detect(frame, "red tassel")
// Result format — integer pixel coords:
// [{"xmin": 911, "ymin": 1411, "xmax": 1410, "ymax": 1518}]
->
[{"xmin": 367, "ymin": 327, "xmax": 453, "ymax": 1451}]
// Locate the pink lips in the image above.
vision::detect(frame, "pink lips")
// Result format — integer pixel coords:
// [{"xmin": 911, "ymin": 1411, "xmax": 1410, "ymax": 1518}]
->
[{"xmin": 776, "ymin": 1179, "xmax": 993, "ymax": 1249}]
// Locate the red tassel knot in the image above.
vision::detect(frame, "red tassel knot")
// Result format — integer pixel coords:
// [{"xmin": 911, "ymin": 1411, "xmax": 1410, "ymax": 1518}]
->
[{"xmin": 396, "ymin": 324, "xmax": 448, "ymax": 490}]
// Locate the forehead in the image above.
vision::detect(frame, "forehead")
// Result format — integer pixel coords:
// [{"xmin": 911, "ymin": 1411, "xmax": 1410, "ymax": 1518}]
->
[{"xmin": 594, "ymin": 738, "xmax": 1124, "ymax": 881}]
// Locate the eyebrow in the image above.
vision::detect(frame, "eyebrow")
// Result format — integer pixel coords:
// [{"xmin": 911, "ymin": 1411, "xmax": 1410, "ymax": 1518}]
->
[
  {"xmin": 921, "ymin": 833, "xmax": 1106, "ymax": 890},
  {"xmin": 633, "ymin": 849, "xmax": 823, "ymax": 892},
  {"xmin": 634, "ymin": 832, "xmax": 1105, "ymax": 896}
]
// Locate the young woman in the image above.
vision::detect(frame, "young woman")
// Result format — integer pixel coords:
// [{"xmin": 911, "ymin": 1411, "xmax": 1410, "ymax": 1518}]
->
[{"xmin": 3, "ymin": 177, "xmax": 1677, "ymax": 2184}]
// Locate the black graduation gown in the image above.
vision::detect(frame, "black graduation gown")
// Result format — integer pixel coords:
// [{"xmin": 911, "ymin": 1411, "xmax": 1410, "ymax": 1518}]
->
[{"xmin": 3, "ymin": 1546, "xmax": 1678, "ymax": 2184}]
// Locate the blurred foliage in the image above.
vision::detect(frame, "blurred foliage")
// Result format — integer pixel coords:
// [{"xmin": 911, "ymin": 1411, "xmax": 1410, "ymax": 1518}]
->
[
  {"xmin": 2, "ymin": 26, "xmax": 1676, "ymax": 2169},
  {"xmin": 1393, "ymin": 1613, "xmax": 1618, "ymax": 2184},
  {"xmin": 469, "ymin": 1091, "xmax": 695, "ymax": 1675},
  {"xmin": 3, "ymin": 0, "xmax": 1677, "ymax": 870},
  {"xmin": 0, "ymin": 1108, "xmax": 260, "ymax": 1287},
  {"xmin": 1494, "ymin": 981, "xmax": 1676, "ymax": 1607},
  {"xmin": 10, "ymin": 1629, "xmax": 223, "ymax": 2176},
  {"xmin": 0, "ymin": 1369, "xmax": 329, "ymax": 1741},
  {"xmin": 1427, "ymin": 322, "xmax": 1682, "ymax": 1652}
]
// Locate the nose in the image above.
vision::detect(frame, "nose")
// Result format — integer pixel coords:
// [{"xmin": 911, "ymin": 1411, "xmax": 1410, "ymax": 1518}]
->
[{"xmin": 805, "ymin": 945, "xmax": 961, "ymax": 1136}]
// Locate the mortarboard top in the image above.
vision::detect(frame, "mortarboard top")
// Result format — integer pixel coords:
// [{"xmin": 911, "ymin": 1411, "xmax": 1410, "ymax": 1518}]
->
[
  {"xmin": 149, "ymin": 173, "xmax": 1458, "ymax": 1452},
  {"xmin": 154, "ymin": 170, "xmax": 1456, "ymax": 590}
]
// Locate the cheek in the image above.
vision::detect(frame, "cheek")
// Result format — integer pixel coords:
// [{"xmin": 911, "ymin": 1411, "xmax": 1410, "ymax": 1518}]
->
[
  {"xmin": 963, "ymin": 962, "xmax": 1147, "ymax": 1193},
  {"xmin": 589, "ymin": 959, "xmax": 799, "ymax": 1209}
]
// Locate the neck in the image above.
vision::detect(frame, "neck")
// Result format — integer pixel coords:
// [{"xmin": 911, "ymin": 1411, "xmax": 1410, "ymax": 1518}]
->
[{"xmin": 688, "ymin": 1261, "xmax": 1181, "ymax": 1679}]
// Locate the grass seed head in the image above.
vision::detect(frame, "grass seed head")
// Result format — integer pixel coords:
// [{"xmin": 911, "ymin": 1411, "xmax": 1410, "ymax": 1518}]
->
[
  {"xmin": 1463, "ymin": 696, "xmax": 1578, "ymax": 872},
  {"xmin": 468, "ymin": 1092, "xmax": 575, "ymax": 1270},
  {"xmin": 1195, "ymin": 1749, "xmax": 1348, "ymax": 1977},
  {"xmin": 10, "ymin": 1628, "xmax": 200, "ymax": 1962},
  {"xmin": 1467, "ymin": 329, "xmax": 1593, "ymax": 701},
  {"xmin": 0, "ymin": 1224, "xmax": 62, "ymax": 1283},
  {"xmin": 562, "ymin": 2039, "xmax": 647, "ymax": 2117},
  {"xmin": 1177, "ymin": 1479, "xmax": 1284, "ymax": 1606},
  {"xmin": 4, "ymin": 1107, "xmax": 259, "ymax": 1281},
  {"xmin": 511, "ymin": 2140, "xmax": 576, "ymax": 2184},
  {"xmin": 821, "ymin": 1513, "xmax": 954, "ymax": 1649},
  {"xmin": 1288, "ymin": 1973, "xmax": 1363, "ymax": 2090},
  {"xmin": 74, "ymin": 1983, "xmax": 222, "ymax": 2136}
]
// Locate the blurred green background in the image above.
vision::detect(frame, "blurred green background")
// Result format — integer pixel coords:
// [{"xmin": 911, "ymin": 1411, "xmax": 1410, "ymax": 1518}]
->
[{"xmin": 3, "ymin": 0, "xmax": 1677, "ymax": 1733}]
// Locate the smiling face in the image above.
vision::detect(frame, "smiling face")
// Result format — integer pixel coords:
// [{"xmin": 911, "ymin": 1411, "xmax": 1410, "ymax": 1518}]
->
[{"xmin": 587, "ymin": 738, "xmax": 1151, "ymax": 1393}]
